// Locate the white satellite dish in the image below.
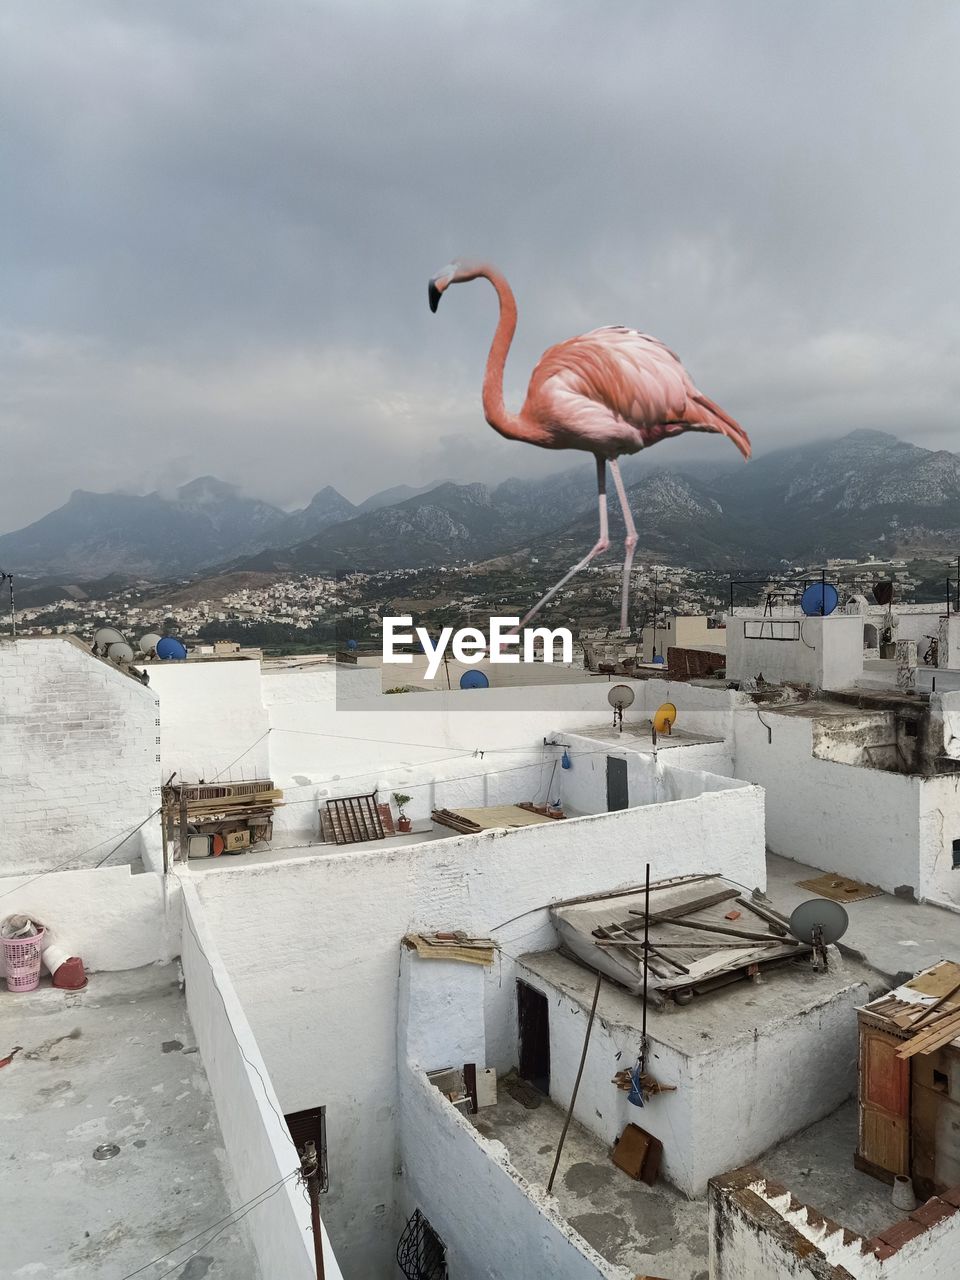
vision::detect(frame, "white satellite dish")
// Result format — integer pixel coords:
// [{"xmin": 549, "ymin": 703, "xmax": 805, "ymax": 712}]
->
[
  {"xmin": 608, "ymin": 683, "xmax": 635, "ymax": 732},
  {"xmin": 607, "ymin": 684, "xmax": 636, "ymax": 710},
  {"xmin": 94, "ymin": 627, "xmax": 126, "ymax": 651},
  {"xmin": 139, "ymin": 632, "xmax": 162, "ymax": 656},
  {"xmin": 107, "ymin": 641, "xmax": 135, "ymax": 664}
]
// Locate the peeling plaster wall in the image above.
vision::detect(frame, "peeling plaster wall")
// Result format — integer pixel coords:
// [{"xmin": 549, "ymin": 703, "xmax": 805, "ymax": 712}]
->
[
  {"xmin": 397, "ymin": 1062, "xmax": 627, "ymax": 1280},
  {"xmin": 710, "ymin": 1172, "xmax": 960, "ymax": 1280},
  {"xmin": 512, "ymin": 960, "xmax": 866, "ymax": 1198},
  {"xmin": 917, "ymin": 774, "xmax": 960, "ymax": 908},
  {"xmin": 180, "ymin": 884, "xmax": 344, "ymax": 1280},
  {"xmin": 0, "ymin": 637, "xmax": 158, "ymax": 875},
  {"xmin": 0, "ymin": 864, "xmax": 177, "ymax": 975},
  {"xmin": 190, "ymin": 783, "xmax": 765, "ymax": 1279},
  {"xmin": 734, "ymin": 705, "xmax": 922, "ymax": 896}
]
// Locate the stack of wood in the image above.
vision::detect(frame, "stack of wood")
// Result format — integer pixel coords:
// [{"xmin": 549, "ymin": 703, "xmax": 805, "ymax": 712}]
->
[
  {"xmin": 173, "ymin": 780, "xmax": 282, "ymax": 823},
  {"xmin": 868, "ymin": 971, "xmax": 960, "ymax": 1060}
]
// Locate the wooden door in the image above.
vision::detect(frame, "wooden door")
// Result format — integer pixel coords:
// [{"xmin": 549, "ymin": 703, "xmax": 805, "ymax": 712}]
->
[
  {"xmin": 606, "ymin": 755, "xmax": 629, "ymax": 812},
  {"xmin": 858, "ymin": 1025, "xmax": 910, "ymax": 1177},
  {"xmin": 517, "ymin": 980, "xmax": 550, "ymax": 1095}
]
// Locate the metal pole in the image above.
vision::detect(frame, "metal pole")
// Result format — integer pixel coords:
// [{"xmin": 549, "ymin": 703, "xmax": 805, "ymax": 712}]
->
[
  {"xmin": 652, "ymin": 571, "xmax": 658, "ymax": 661},
  {"xmin": 546, "ymin": 969, "xmax": 602, "ymax": 1194},
  {"xmin": 641, "ymin": 862, "xmax": 650, "ymax": 1062},
  {"xmin": 303, "ymin": 1141, "xmax": 327, "ymax": 1280}
]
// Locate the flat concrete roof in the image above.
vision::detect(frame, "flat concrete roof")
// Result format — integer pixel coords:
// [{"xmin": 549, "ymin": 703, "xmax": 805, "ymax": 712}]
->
[
  {"xmin": 568, "ymin": 723, "xmax": 724, "ymax": 751},
  {"xmin": 517, "ymin": 948, "xmax": 882, "ymax": 1057},
  {"xmin": 0, "ymin": 965, "xmax": 261, "ymax": 1279},
  {"xmin": 767, "ymin": 851, "xmax": 960, "ymax": 986}
]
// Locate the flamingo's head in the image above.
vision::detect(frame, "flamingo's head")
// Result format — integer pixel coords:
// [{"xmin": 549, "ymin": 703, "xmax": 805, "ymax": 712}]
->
[{"xmin": 428, "ymin": 262, "xmax": 461, "ymax": 312}]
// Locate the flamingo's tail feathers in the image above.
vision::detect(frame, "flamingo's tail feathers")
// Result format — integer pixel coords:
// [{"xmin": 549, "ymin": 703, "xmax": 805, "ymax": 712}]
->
[{"xmin": 690, "ymin": 393, "xmax": 751, "ymax": 460}]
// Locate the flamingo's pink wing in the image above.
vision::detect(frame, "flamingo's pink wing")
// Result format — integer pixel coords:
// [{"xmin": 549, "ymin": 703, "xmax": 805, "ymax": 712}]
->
[{"xmin": 525, "ymin": 327, "xmax": 750, "ymax": 458}]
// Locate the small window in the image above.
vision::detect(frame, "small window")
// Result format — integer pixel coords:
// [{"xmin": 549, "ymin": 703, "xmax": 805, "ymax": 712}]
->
[
  {"xmin": 904, "ymin": 721, "xmax": 919, "ymax": 738},
  {"xmin": 953, "ymin": 839, "xmax": 960, "ymax": 870},
  {"xmin": 397, "ymin": 1209, "xmax": 448, "ymax": 1280},
  {"xmin": 933, "ymin": 1069, "xmax": 949, "ymax": 1093},
  {"xmin": 285, "ymin": 1106, "xmax": 328, "ymax": 1193}
]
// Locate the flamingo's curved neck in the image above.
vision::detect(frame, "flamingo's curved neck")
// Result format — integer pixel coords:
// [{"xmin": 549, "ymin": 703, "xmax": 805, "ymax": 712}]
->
[{"xmin": 461, "ymin": 265, "xmax": 544, "ymax": 445}]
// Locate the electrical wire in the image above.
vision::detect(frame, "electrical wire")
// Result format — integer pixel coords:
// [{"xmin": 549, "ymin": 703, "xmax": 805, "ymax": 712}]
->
[
  {"xmin": 118, "ymin": 1169, "xmax": 299, "ymax": 1279},
  {"xmin": 0, "ymin": 807, "xmax": 163, "ymax": 902},
  {"xmin": 208, "ymin": 729, "xmax": 273, "ymax": 782}
]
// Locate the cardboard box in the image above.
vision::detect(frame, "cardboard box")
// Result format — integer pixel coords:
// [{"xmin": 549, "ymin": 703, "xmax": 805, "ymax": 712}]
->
[{"xmin": 223, "ymin": 829, "xmax": 250, "ymax": 852}]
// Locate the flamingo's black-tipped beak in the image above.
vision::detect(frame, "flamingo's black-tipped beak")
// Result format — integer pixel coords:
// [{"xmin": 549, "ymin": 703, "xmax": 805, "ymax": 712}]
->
[{"xmin": 428, "ymin": 279, "xmax": 442, "ymax": 313}]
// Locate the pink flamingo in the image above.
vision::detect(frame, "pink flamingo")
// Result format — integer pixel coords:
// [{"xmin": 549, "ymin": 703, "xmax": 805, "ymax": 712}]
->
[{"xmin": 429, "ymin": 261, "xmax": 750, "ymax": 631}]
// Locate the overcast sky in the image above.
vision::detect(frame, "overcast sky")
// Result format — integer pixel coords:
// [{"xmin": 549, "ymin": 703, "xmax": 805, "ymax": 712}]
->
[{"xmin": 1, "ymin": 1, "xmax": 959, "ymax": 529}]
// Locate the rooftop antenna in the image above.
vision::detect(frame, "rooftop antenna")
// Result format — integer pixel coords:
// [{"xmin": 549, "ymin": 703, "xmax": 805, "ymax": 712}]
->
[
  {"xmin": 0, "ymin": 569, "xmax": 14, "ymax": 636},
  {"xmin": 788, "ymin": 898, "xmax": 848, "ymax": 973},
  {"xmin": 608, "ymin": 683, "xmax": 635, "ymax": 733}
]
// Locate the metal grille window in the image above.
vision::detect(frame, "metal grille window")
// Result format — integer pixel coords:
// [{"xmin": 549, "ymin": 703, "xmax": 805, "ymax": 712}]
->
[
  {"xmin": 396, "ymin": 1209, "xmax": 448, "ymax": 1280},
  {"xmin": 284, "ymin": 1106, "xmax": 328, "ymax": 1193}
]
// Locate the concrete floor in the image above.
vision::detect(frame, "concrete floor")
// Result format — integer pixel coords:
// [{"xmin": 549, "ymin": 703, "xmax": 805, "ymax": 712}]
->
[
  {"xmin": 470, "ymin": 1093, "xmax": 898, "ymax": 1278},
  {"xmin": 0, "ymin": 965, "xmax": 262, "ymax": 1280},
  {"xmin": 568, "ymin": 723, "xmax": 724, "ymax": 752},
  {"xmin": 470, "ymin": 1088, "xmax": 711, "ymax": 1280},
  {"xmin": 756, "ymin": 1099, "xmax": 900, "ymax": 1240},
  {"xmin": 766, "ymin": 851, "xmax": 960, "ymax": 984}
]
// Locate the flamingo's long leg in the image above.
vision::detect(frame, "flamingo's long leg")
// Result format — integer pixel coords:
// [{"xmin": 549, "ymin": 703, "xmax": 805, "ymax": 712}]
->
[
  {"xmin": 608, "ymin": 458, "xmax": 638, "ymax": 632},
  {"xmin": 515, "ymin": 457, "xmax": 609, "ymax": 631}
]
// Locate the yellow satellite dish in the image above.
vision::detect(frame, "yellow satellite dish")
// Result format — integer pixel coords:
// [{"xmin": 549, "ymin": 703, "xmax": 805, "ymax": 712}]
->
[{"xmin": 653, "ymin": 702, "xmax": 677, "ymax": 735}]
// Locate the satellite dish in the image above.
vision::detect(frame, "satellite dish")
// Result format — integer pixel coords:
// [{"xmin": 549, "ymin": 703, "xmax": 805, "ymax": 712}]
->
[
  {"xmin": 607, "ymin": 684, "xmax": 636, "ymax": 710},
  {"xmin": 800, "ymin": 583, "xmax": 839, "ymax": 617},
  {"xmin": 653, "ymin": 702, "xmax": 677, "ymax": 734},
  {"xmin": 347, "ymin": 639, "xmax": 358, "ymax": 651},
  {"xmin": 459, "ymin": 669, "xmax": 489, "ymax": 689},
  {"xmin": 788, "ymin": 899, "xmax": 849, "ymax": 946},
  {"xmin": 873, "ymin": 581, "xmax": 894, "ymax": 607},
  {"xmin": 94, "ymin": 627, "xmax": 126, "ymax": 650},
  {"xmin": 156, "ymin": 637, "xmax": 188, "ymax": 661},
  {"xmin": 107, "ymin": 641, "xmax": 135, "ymax": 664},
  {"xmin": 139, "ymin": 632, "xmax": 162, "ymax": 655}
]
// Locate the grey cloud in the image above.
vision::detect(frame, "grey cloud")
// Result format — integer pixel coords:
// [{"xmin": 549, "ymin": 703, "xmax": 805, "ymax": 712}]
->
[{"xmin": 1, "ymin": 1, "xmax": 958, "ymax": 529}]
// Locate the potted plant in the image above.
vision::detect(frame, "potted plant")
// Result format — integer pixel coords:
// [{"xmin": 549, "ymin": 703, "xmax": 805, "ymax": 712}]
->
[{"xmin": 393, "ymin": 793, "xmax": 413, "ymax": 833}]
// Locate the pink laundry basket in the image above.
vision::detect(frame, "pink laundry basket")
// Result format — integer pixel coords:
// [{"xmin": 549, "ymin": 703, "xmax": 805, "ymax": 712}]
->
[{"xmin": 3, "ymin": 928, "xmax": 45, "ymax": 993}]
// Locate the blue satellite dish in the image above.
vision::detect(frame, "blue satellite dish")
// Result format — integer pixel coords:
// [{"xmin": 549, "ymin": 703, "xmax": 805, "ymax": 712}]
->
[
  {"xmin": 800, "ymin": 583, "xmax": 839, "ymax": 617},
  {"xmin": 459, "ymin": 669, "xmax": 490, "ymax": 690},
  {"xmin": 156, "ymin": 636, "xmax": 188, "ymax": 660},
  {"xmin": 347, "ymin": 639, "xmax": 358, "ymax": 650}
]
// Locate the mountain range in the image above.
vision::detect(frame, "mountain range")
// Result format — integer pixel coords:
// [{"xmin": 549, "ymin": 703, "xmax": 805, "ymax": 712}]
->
[{"xmin": 3, "ymin": 430, "xmax": 960, "ymax": 585}]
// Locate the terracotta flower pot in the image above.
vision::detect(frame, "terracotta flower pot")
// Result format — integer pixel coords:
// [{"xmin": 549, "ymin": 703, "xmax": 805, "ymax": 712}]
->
[{"xmin": 397, "ymin": 816, "xmax": 412, "ymax": 833}]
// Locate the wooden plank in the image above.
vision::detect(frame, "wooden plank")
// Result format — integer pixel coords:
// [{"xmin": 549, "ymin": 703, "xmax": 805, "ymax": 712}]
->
[
  {"xmin": 897, "ymin": 1010, "xmax": 960, "ymax": 1059},
  {"xmin": 628, "ymin": 887, "xmax": 740, "ymax": 923},
  {"xmin": 910, "ymin": 979, "xmax": 960, "ymax": 1030},
  {"xmin": 734, "ymin": 897, "xmax": 790, "ymax": 932},
  {"xmin": 644, "ymin": 917, "xmax": 800, "ymax": 945}
]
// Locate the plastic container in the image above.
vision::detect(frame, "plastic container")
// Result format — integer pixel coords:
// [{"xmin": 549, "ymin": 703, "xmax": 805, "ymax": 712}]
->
[{"xmin": 3, "ymin": 927, "xmax": 46, "ymax": 993}]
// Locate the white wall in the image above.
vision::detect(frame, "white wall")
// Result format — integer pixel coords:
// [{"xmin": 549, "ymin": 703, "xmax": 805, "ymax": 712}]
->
[
  {"xmin": 398, "ymin": 1064, "xmax": 627, "ymax": 1280},
  {"xmin": 726, "ymin": 613, "xmax": 864, "ymax": 690},
  {"xmin": 733, "ymin": 704, "xmax": 923, "ymax": 895},
  {"xmin": 512, "ymin": 958, "xmax": 866, "ymax": 1197},
  {"xmin": 558, "ymin": 732, "xmax": 748, "ymax": 818},
  {"xmin": 0, "ymin": 864, "xmax": 177, "ymax": 976},
  {"xmin": 148, "ymin": 659, "xmax": 271, "ymax": 783},
  {"xmin": 189, "ymin": 782, "xmax": 766, "ymax": 1279},
  {"xmin": 0, "ymin": 637, "xmax": 158, "ymax": 874},
  {"xmin": 180, "ymin": 883, "xmax": 344, "ymax": 1280}
]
